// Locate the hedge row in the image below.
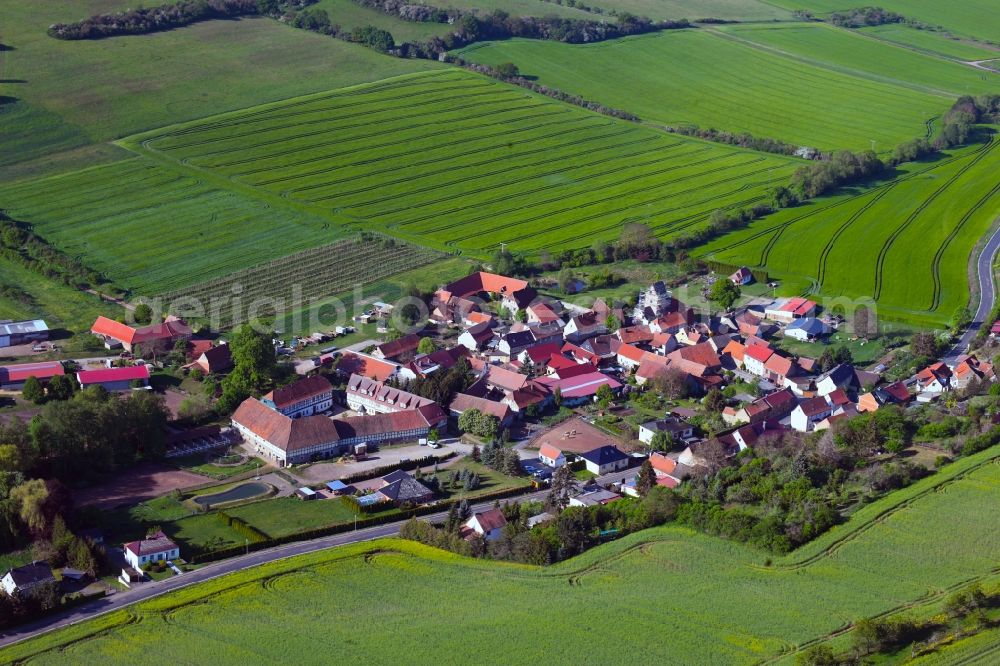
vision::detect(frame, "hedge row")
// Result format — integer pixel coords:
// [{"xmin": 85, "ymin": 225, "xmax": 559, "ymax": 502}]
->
[
  {"xmin": 217, "ymin": 511, "xmax": 269, "ymax": 542},
  {"xmin": 337, "ymin": 451, "xmax": 456, "ymax": 484},
  {"xmin": 190, "ymin": 483, "xmax": 536, "ymax": 563}
]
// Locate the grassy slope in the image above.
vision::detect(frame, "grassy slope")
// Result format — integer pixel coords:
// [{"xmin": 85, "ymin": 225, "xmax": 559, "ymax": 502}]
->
[
  {"xmin": 717, "ymin": 23, "xmax": 1000, "ymax": 98},
  {"xmin": 436, "ymin": 0, "xmax": 595, "ymax": 18},
  {"xmin": 5, "ymin": 446, "xmax": 1000, "ymax": 664},
  {"xmin": 0, "ymin": 0, "xmax": 440, "ymax": 170},
  {"xmin": 767, "ymin": 0, "xmax": 1000, "ymax": 44},
  {"xmin": 454, "ymin": 30, "xmax": 948, "ymax": 151},
  {"xmin": 579, "ymin": 0, "xmax": 791, "ymax": 21},
  {"xmin": 858, "ymin": 24, "xmax": 1000, "ymax": 61},
  {"xmin": 313, "ymin": 0, "xmax": 452, "ymax": 42},
  {"xmin": 699, "ymin": 133, "xmax": 1000, "ymax": 326}
]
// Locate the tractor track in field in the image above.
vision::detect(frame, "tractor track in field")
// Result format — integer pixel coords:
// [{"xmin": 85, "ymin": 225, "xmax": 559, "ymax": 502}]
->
[
  {"xmin": 158, "ymin": 89, "xmax": 529, "ymax": 156},
  {"xmin": 383, "ymin": 145, "xmax": 724, "ymax": 230},
  {"xmin": 219, "ymin": 103, "xmax": 572, "ymax": 175},
  {"xmin": 293, "ymin": 131, "xmax": 652, "ymax": 205},
  {"xmin": 873, "ymin": 134, "xmax": 997, "ymax": 300},
  {"xmin": 930, "ymin": 162, "xmax": 1000, "ymax": 310},
  {"xmin": 148, "ymin": 70, "xmax": 462, "ymax": 139},
  {"xmin": 274, "ymin": 118, "xmax": 628, "ymax": 196},
  {"xmin": 149, "ymin": 76, "xmax": 495, "ymax": 145},
  {"xmin": 430, "ymin": 153, "xmax": 763, "ymax": 241},
  {"xmin": 246, "ymin": 110, "xmax": 589, "ymax": 189},
  {"xmin": 816, "ymin": 183, "xmax": 900, "ymax": 286},
  {"xmin": 322, "ymin": 139, "xmax": 664, "ymax": 213},
  {"xmin": 947, "ymin": 638, "xmax": 1000, "ymax": 665}
]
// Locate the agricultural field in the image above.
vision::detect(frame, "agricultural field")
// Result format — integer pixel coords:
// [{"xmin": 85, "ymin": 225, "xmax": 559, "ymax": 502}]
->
[
  {"xmin": 699, "ymin": 132, "xmax": 1000, "ymax": 326},
  {"xmin": 435, "ymin": 0, "xmax": 595, "ymax": 19},
  {"xmin": 6, "ymin": 446, "xmax": 1000, "ymax": 664},
  {"xmin": 0, "ymin": 158, "xmax": 349, "ymax": 295},
  {"xmin": 565, "ymin": 0, "xmax": 792, "ymax": 21},
  {"xmin": 716, "ymin": 23, "xmax": 1000, "ymax": 98},
  {"xmin": 125, "ymin": 69, "xmax": 798, "ymax": 257},
  {"xmin": 0, "ymin": 0, "xmax": 440, "ymax": 172},
  {"xmin": 157, "ymin": 236, "xmax": 443, "ymax": 327},
  {"xmin": 858, "ymin": 24, "xmax": 1000, "ymax": 61},
  {"xmin": 769, "ymin": 0, "xmax": 1000, "ymax": 44},
  {"xmin": 312, "ymin": 0, "xmax": 452, "ymax": 42},
  {"xmin": 455, "ymin": 30, "xmax": 949, "ymax": 151}
]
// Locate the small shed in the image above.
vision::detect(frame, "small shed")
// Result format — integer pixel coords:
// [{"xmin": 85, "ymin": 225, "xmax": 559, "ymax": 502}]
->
[
  {"xmin": 295, "ymin": 487, "xmax": 317, "ymax": 501},
  {"xmin": 325, "ymin": 480, "xmax": 350, "ymax": 496}
]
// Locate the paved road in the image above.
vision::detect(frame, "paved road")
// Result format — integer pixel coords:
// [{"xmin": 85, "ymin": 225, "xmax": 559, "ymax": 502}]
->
[
  {"xmin": 0, "ymin": 468, "xmax": 634, "ymax": 649},
  {"xmin": 945, "ymin": 222, "xmax": 1000, "ymax": 363}
]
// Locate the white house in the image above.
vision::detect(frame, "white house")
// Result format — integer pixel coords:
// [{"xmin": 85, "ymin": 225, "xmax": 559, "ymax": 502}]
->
[
  {"xmin": 1, "ymin": 561, "xmax": 55, "ymax": 596},
  {"xmin": 580, "ymin": 445, "xmax": 629, "ymax": 475},
  {"xmin": 464, "ymin": 508, "xmax": 507, "ymax": 541},
  {"xmin": 261, "ymin": 375, "xmax": 332, "ymax": 418},
  {"xmin": 743, "ymin": 344, "xmax": 773, "ymax": 377},
  {"xmin": 638, "ymin": 418, "xmax": 694, "ymax": 445},
  {"xmin": 783, "ymin": 317, "xmax": 831, "ymax": 342},
  {"xmin": 123, "ymin": 531, "xmax": 180, "ymax": 570},
  {"xmin": 538, "ymin": 443, "xmax": 567, "ymax": 468},
  {"xmin": 790, "ymin": 396, "xmax": 834, "ymax": 433}
]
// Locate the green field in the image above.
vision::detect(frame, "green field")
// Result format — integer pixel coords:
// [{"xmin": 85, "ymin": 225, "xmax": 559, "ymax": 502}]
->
[
  {"xmin": 769, "ymin": 0, "xmax": 1000, "ymax": 44},
  {"xmin": 118, "ymin": 69, "xmax": 797, "ymax": 257},
  {"xmin": 5, "ymin": 446, "xmax": 1000, "ymax": 664},
  {"xmin": 571, "ymin": 0, "xmax": 791, "ymax": 21},
  {"xmin": 699, "ymin": 133, "xmax": 1000, "ymax": 325},
  {"xmin": 0, "ymin": 0, "xmax": 440, "ymax": 171},
  {"xmin": 0, "ymin": 158, "xmax": 348, "ymax": 295},
  {"xmin": 435, "ymin": 0, "xmax": 595, "ymax": 18},
  {"xmin": 717, "ymin": 23, "xmax": 1000, "ymax": 98},
  {"xmin": 455, "ymin": 30, "xmax": 950, "ymax": 151},
  {"xmin": 313, "ymin": 0, "xmax": 453, "ymax": 42},
  {"xmin": 859, "ymin": 24, "xmax": 1000, "ymax": 61}
]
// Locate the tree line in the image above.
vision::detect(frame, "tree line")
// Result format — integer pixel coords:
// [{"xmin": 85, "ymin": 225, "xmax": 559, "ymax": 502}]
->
[
  {"xmin": 0, "ymin": 214, "xmax": 109, "ymax": 292},
  {"xmin": 48, "ymin": 0, "xmax": 266, "ymax": 40}
]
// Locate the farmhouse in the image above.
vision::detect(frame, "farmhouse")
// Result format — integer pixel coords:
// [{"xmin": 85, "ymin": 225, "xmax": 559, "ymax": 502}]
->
[
  {"xmin": 77, "ymin": 365, "xmax": 149, "ymax": 391},
  {"xmin": 526, "ymin": 302, "xmax": 563, "ymax": 325},
  {"xmin": 449, "ymin": 392, "xmax": 515, "ymax": 428},
  {"xmin": 372, "ymin": 334, "xmax": 422, "ymax": 362},
  {"xmin": 764, "ymin": 298, "xmax": 817, "ymax": 324},
  {"xmin": 1, "ymin": 561, "xmax": 55, "ymax": 597},
  {"xmin": 952, "ymin": 355, "xmax": 995, "ymax": 389},
  {"xmin": 123, "ymin": 531, "xmax": 180, "ymax": 570},
  {"xmin": 539, "ymin": 442, "xmax": 567, "ymax": 468},
  {"xmin": 0, "ymin": 319, "xmax": 49, "ymax": 348},
  {"xmin": 790, "ymin": 396, "xmax": 836, "ymax": 432},
  {"xmin": 728, "ymin": 267, "xmax": 754, "ymax": 286},
  {"xmin": 463, "ymin": 508, "xmax": 507, "ymax": 541},
  {"xmin": 638, "ymin": 418, "xmax": 694, "ymax": 445},
  {"xmin": 783, "ymin": 317, "xmax": 831, "ymax": 342},
  {"xmin": 457, "ymin": 322, "xmax": 496, "ymax": 351},
  {"xmin": 232, "ymin": 398, "xmax": 446, "ymax": 466},
  {"xmin": 563, "ymin": 312, "xmax": 606, "ymax": 343},
  {"xmin": 90, "ymin": 315, "xmax": 192, "ymax": 353},
  {"xmin": 580, "ymin": 445, "xmax": 629, "ymax": 475},
  {"xmin": 189, "ymin": 343, "xmax": 233, "ymax": 375},
  {"xmin": 336, "ymin": 352, "xmax": 400, "ymax": 382},
  {"xmin": 0, "ymin": 361, "xmax": 65, "ymax": 391},
  {"xmin": 346, "ymin": 374, "xmax": 435, "ymax": 415},
  {"xmin": 434, "ymin": 272, "xmax": 537, "ymax": 319},
  {"xmin": 263, "ymin": 375, "xmax": 333, "ymax": 418},
  {"xmin": 916, "ymin": 362, "xmax": 952, "ymax": 394}
]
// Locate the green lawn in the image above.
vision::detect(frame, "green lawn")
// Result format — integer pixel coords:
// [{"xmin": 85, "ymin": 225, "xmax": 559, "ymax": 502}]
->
[
  {"xmin": 858, "ymin": 24, "xmax": 1000, "ymax": 61},
  {"xmin": 227, "ymin": 497, "xmax": 399, "ymax": 538},
  {"xmin": 769, "ymin": 0, "xmax": 1000, "ymax": 44},
  {"xmin": 7, "ymin": 446, "xmax": 1000, "ymax": 664},
  {"xmin": 716, "ymin": 23, "xmax": 999, "ymax": 98},
  {"xmin": 172, "ymin": 456, "xmax": 266, "ymax": 481},
  {"xmin": 454, "ymin": 29, "xmax": 950, "ymax": 151},
  {"xmin": 698, "ymin": 133, "xmax": 1000, "ymax": 326}
]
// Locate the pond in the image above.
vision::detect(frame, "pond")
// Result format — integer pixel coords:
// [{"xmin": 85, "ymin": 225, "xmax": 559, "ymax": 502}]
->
[{"xmin": 193, "ymin": 482, "xmax": 270, "ymax": 507}]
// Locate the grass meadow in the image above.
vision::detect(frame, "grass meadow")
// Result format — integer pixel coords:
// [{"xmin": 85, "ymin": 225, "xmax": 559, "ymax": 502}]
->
[
  {"xmin": 0, "ymin": 0, "xmax": 440, "ymax": 172},
  {"xmin": 717, "ymin": 23, "xmax": 1000, "ymax": 98},
  {"xmin": 5, "ymin": 446, "xmax": 1000, "ymax": 665},
  {"xmin": 858, "ymin": 24, "xmax": 1000, "ymax": 61},
  {"xmin": 699, "ymin": 131, "xmax": 1000, "ymax": 326},
  {"xmin": 769, "ymin": 0, "xmax": 1000, "ymax": 44},
  {"xmin": 574, "ymin": 0, "xmax": 791, "ymax": 21},
  {"xmin": 121, "ymin": 69, "xmax": 797, "ymax": 259},
  {"xmin": 454, "ymin": 29, "xmax": 950, "ymax": 151}
]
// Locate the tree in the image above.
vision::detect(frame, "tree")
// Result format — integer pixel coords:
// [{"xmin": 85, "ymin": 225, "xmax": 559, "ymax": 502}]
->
[
  {"xmin": 604, "ymin": 313, "xmax": 620, "ymax": 332},
  {"xmin": 0, "ymin": 445, "xmax": 23, "ymax": 473},
  {"xmin": 853, "ymin": 305, "xmax": 871, "ymax": 338},
  {"xmin": 651, "ymin": 367, "xmax": 688, "ymax": 400},
  {"xmin": 595, "ymin": 383, "xmax": 614, "ymax": 407},
  {"xmin": 417, "ymin": 337, "xmax": 435, "ymax": 355},
  {"xmin": 558, "ymin": 267, "xmax": 576, "ymax": 294},
  {"xmin": 133, "ymin": 303, "xmax": 153, "ymax": 325},
  {"xmin": 514, "ymin": 308, "xmax": 527, "ymax": 323},
  {"xmin": 45, "ymin": 375, "xmax": 74, "ymax": 401},
  {"xmin": 910, "ymin": 332, "xmax": 939, "ymax": 361},
  {"xmin": 10, "ymin": 479, "xmax": 49, "ymax": 537},
  {"xmin": 704, "ymin": 388, "xmax": 726, "ymax": 413},
  {"xmin": 553, "ymin": 386, "xmax": 563, "ymax": 408},
  {"xmin": 21, "ymin": 377, "xmax": 45, "ymax": 405},
  {"xmin": 547, "ymin": 465, "xmax": 574, "ymax": 512},
  {"xmin": 649, "ymin": 430, "xmax": 676, "ymax": 453},
  {"xmin": 495, "ymin": 62, "xmax": 519, "ymax": 78},
  {"xmin": 636, "ymin": 460, "xmax": 656, "ymax": 497},
  {"xmin": 709, "ymin": 279, "xmax": 741, "ymax": 311}
]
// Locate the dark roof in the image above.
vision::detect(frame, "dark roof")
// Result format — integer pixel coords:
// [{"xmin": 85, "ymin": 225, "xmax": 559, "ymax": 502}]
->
[
  {"xmin": 375, "ymin": 334, "xmax": 421, "ymax": 360},
  {"xmin": 264, "ymin": 375, "xmax": 332, "ymax": 409},
  {"xmin": 200, "ymin": 344, "xmax": 233, "ymax": 372},
  {"xmin": 502, "ymin": 330, "xmax": 536, "ymax": 349},
  {"xmin": 379, "ymin": 473, "xmax": 434, "ymax": 503},
  {"xmin": 4, "ymin": 561, "xmax": 54, "ymax": 588},
  {"xmin": 580, "ymin": 445, "xmax": 628, "ymax": 466},
  {"xmin": 823, "ymin": 364, "xmax": 855, "ymax": 388}
]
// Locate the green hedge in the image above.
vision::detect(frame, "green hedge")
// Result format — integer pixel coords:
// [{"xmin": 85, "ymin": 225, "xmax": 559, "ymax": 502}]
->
[
  {"xmin": 190, "ymin": 484, "xmax": 535, "ymax": 564},
  {"xmin": 338, "ymin": 452, "xmax": 456, "ymax": 484}
]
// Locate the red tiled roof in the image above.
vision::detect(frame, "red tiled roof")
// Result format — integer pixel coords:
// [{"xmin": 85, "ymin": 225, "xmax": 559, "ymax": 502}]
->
[
  {"xmin": 798, "ymin": 396, "xmax": 831, "ymax": 417},
  {"xmin": 523, "ymin": 342, "xmax": 562, "ymax": 364},
  {"xmin": 539, "ymin": 443, "xmax": 563, "ymax": 461},
  {"xmin": 561, "ymin": 342, "xmax": 600, "ymax": 366},
  {"xmin": 0, "ymin": 361, "xmax": 64, "ymax": 384},
  {"xmin": 470, "ymin": 508, "xmax": 507, "ymax": 533},
  {"xmin": 534, "ymin": 372, "xmax": 621, "ymax": 399},
  {"xmin": 337, "ymin": 352, "xmax": 398, "ymax": 382},
  {"xmin": 764, "ymin": 353, "xmax": 794, "ymax": 377},
  {"xmin": 486, "ymin": 365, "xmax": 528, "ymax": 392},
  {"xmin": 449, "ymin": 393, "xmax": 512, "ymax": 422},
  {"xmin": 375, "ymin": 334, "xmax": 421, "ymax": 360},
  {"xmin": 744, "ymin": 344, "xmax": 774, "ymax": 363},
  {"xmin": 124, "ymin": 531, "xmax": 177, "ymax": 557},
  {"xmin": 617, "ymin": 326, "xmax": 654, "ymax": 345},
  {"xmin": 264, "ymin": 375, "xmax": 331, "ymax": 409},
  {"xmin": 722, "ymin": 340, "xmax": 745, "ymax": 362},
  {"xmin": 617, "ymin": 344, "xmax": 645, "ymax": 363},
  {"xmin": 649, "ymin": 452, "xmax": 677, "ymax": 476},
  {"xmin": 77, "ymin": 365, "xmax": 149, "ymax": 385},
  {"xmin": 883, "ymin": 381, "xmax": 910, "ymax": 402}
]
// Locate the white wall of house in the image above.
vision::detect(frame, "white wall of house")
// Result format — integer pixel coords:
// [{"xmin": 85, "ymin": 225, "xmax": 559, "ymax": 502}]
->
[{"xmin": 124, "ymin": 546, "xmax": 179, "ymax": 570}]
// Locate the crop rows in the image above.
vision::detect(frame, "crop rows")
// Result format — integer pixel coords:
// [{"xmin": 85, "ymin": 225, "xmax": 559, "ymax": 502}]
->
[
  {"xmin": 158, "ymin": 236, "xmax": 441, "ymax": 329},
  {"xmin": 129, "ymin": 70, "xmax": 796, "ymax": 257},
  {"xmin": 700, "ymin": 132, "xmax": 1000, "ymax": 324}
]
